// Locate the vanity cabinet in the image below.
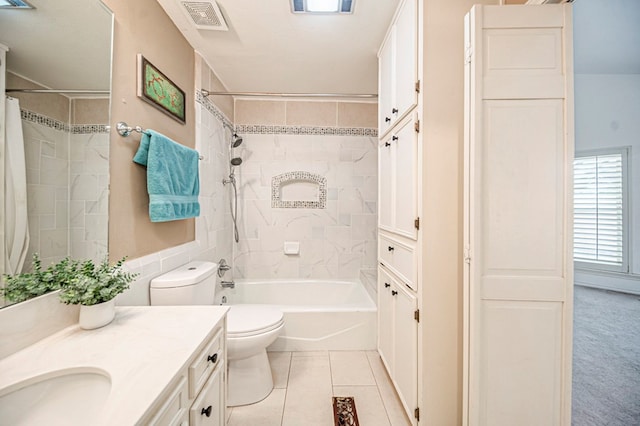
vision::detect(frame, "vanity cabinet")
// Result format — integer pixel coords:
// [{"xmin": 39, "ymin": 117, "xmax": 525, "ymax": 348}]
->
[
  {"xmin": 378, "ymin": 0, "xmax": 418, "ymax": 136},
  {"xmin": 146, "ymin": 321, "xmax": 226, "ymax": 426},
  {"xmin": 377, "ymin": 266, "xmax": 418, "ymax": 424}
]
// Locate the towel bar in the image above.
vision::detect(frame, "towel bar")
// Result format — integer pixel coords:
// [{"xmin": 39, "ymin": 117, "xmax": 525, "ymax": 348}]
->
[{"xmin": 117, "ymin": 121, "xmax": 203, "ymax": 160}]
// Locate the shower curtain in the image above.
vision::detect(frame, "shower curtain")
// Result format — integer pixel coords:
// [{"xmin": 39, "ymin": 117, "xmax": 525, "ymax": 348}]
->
[{"xmin": 4, "ymin": 96, "xmax": 29, "ymax": 274}]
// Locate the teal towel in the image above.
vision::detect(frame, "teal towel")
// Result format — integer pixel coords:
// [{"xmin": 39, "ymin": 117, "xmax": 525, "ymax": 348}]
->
[{"xmin": 133, "ymin": 129, "xmax": 200, "ymax": 222}]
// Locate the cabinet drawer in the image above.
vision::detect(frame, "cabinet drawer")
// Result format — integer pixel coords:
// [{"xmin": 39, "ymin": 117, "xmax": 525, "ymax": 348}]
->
[
  {"xmin": 189, "ymin": 326, "xmax": 223, "ymax": 398},
  {"xmin": 379, "ymin": 234, "xmax": 416, "ymax": 291},
  {"xmin": 190, "ymin": 361, "xmax": 224, "ymax": 426},
  {"xmin": 148, "ymin": 376, "xmax": 189, "ymax": 426}
]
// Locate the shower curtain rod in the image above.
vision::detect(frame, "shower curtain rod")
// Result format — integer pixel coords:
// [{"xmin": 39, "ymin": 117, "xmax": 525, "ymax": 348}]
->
[
  {"xmin": 200, "ymin": 89, "xmax": 377, "ymax": 99},
  {"xmin": 6, "ymin": 89, "xmax": 110, "ymax": 94}
]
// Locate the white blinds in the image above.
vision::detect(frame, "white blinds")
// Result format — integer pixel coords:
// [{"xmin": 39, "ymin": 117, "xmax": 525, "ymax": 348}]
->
[{"xmin": 574, "ymin": 152, "xmax": 627, "ymax": 271}]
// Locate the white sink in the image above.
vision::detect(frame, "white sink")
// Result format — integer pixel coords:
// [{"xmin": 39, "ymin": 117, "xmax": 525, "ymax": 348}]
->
[{"xmin": 0, "ymin": 368, "xmax": 111, "ymax": 425}]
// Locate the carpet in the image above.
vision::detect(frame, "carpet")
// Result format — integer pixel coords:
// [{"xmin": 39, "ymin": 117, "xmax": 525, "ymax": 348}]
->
[
  {"xmin": 572, "ymin": 285, "xmax": 640, "ymax": 425},
  {"xmin": 333, "ymin": 397, "xmax": 359, "ymax": 426}
]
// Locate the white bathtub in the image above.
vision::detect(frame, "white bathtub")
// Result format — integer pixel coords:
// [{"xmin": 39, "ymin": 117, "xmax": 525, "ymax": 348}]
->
[{"xmin": 225, "ymin": 279, "xmax": 377, "ymax": 351}]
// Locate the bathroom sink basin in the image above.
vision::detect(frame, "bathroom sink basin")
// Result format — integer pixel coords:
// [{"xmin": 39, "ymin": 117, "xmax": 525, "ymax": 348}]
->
[{"xmin": 0, "ymin": 368, "xmax": 111, "ymax": 425}]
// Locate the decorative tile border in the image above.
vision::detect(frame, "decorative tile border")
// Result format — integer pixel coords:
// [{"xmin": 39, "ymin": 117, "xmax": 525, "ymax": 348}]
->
[
  {"xmin": 235, "ymin": 124, "xmax": 377, "ymax": 137},
  {"xmin": 195, "ymin": 90, "xmax": 234, "ymax": 131},
  {"xmin": 20, "ymin": 109, "xmax": 69, "ymax": 132},
  {"xmin": 272, "ymin": 171, "xmax": 327, "ymax": 209},
  {"xmin": 20, "ymin": 109, "xmax": 108, "ymax": 134},
  {"xmin": 71, "ymin": 124, "xmax": 110, "ymax": 134}
]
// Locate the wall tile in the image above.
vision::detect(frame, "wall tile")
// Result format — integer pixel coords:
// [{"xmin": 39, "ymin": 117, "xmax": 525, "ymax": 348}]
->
[
  {"xmin": 337, "ymin": 102, "xmax": 378, "ymax": 128},
  {"xmin": 286, "ymin": 101, "xmax": 337, "ymax": 126},
  {"xmin": 235, "ymin": 100, "xmax": 286, "ymax": 125}
]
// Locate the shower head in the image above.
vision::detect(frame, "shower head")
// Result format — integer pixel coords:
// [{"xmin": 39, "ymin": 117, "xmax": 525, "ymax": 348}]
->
[
  {"xmin": 232, "ymin": 134, "xmax": 243, "ymax": 148},
  {"xmin": 230, "ymin": 157, "xmax": 243, "ymax": 166}
]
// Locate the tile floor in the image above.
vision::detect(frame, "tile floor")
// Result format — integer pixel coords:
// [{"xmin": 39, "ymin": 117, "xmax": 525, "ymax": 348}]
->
[{"xmin": 227, "ymin": 351, "xmax": 412, "ymax": 426}]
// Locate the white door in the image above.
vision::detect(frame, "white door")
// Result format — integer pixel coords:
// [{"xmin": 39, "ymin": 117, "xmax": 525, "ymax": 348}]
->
[
  {"xmin": 379, "ymin": 136, "xmax": 393, "ymax": 230},
  {"xmin": 393, "ymin": 0, "xmax": 418, "ymax": 122},
  {"xmin": 377, "ymin": 266, "xmax": 395, "ymax": 371},
  {"xmin": 392, "ymin": 280, "xmax": 418, "ymax": 425},
  {"xmin": 464, "ymin": 5, "xmax": 574, "ymax": 426}
]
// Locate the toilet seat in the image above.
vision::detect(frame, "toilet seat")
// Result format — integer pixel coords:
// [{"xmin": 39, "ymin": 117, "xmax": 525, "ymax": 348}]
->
[{"xmin": 227, "ymin": 305, "xmax": 284, "ymax": 338}]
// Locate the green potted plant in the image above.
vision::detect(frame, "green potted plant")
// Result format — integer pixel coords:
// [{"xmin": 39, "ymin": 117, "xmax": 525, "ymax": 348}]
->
[
  {"xmin": 58, "ymin": 257, "xmax": 138, "ymax": 329},
  {"xmin": 2, "ymin": 254, "xmax": 75, "ymax": 303}
]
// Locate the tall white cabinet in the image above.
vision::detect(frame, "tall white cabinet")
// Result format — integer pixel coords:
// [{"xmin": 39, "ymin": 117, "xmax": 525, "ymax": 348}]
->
[{"xmin": 377, "ymin": 0, "xmax": 420, "ymax": 424}]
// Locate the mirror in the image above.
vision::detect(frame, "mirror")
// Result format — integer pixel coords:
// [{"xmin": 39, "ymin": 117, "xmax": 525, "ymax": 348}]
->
[{"xmin": 0, "ymin": 0, "xmax": 113, "ymax": 307}]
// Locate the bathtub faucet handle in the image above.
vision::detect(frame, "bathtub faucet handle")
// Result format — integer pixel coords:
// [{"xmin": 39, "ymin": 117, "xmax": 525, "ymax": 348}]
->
[
  {"xmin": 221, "ymin": 280, "xmax": 235, "ymax": 289},
  {"xmin": 218, "ymin": 258, "xmax": 231, "ymax": 277}
]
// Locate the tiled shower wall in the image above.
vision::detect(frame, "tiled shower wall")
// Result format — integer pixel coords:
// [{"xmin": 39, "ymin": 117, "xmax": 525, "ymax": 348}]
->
[
  {"xmin": 232, "ymin": 100, "xmax": 378, "ymax": 283},
  {"xmin": 21, "ymin": 109, "xmax": 109, "ymax": 270}
]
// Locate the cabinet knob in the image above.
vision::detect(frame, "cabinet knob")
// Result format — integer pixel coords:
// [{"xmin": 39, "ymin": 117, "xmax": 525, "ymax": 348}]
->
[
  {"xmin": 392, "ymin": 135, "xmax": 398, "ymax": 141},
  {"xmin": 201, "ymin": 405, "xmax": 213, "ymax": 417},
  {"xmin": 384, "ymin": 282, "xmax": 391, "ymax": 288},
  {"xmin": 385, "ymin": 116, "xmax": 391, "ymax": 123},
  {"xmin": 388, "ymin": 246, "xmax": 394, "ymax": 252},
  {"xmin": 392, "ymin": 290, "xmax": 398, "ymax": 296},
  {"xmin": 207, "ymin": 353, "xmax": 218, "ymax": 364},
  {"xmin": 392, "ymin": 107, "xmax": 399, "ymax": 114},
  {"xmin": 384, "ymin": 142, "xmax": 391, "ymax": 147}
]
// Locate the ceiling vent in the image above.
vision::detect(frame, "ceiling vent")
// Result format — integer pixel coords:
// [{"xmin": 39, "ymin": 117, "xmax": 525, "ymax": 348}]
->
[{"xmin": 180, "ymin": 1, "xmax": 229, "ymax": 31}]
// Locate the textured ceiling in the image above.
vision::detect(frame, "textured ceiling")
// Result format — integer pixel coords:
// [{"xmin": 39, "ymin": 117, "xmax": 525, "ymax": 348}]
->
[{"xmin": 156, "ymin": 0, "xmax": 401, "ymax": 95}]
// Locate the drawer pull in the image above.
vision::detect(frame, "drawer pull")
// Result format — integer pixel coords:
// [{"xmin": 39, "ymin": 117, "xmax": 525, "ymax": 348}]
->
[
  {"xmin": 392, "ymin": 107, "xmax": 399, "ymax": 114},
  {"xmin": 392, "ymin": 290, "xmax": 398, "ymax": 296},
  {"xmin": 384, "ymin": 282, "xmax": 391, "ymax": 288},
  {"xmin": 207, "ymin": 353, "xmax": 218, "ymax": 364},
  {"xmin": 384, "ymin": 142, "xmax": 391, "ymax": 147},
  {"xmin": 385, "ymin": 117, "xmax": 391, "ymax": 123},
  {"xmin": 388, "ymin": 246, "xmax": 394, "ymax": 252},
  {"xmin": 392, "ymin": 135, "xmax": 398, "ymax": 141},
  {"xmin": 201, "ymin": 405, "xmax": 213, "ymax": 417}
]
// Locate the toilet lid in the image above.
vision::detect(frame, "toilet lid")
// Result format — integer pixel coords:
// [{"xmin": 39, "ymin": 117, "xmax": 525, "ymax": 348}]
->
[{"xmin": 227, "ymin": 305, "xmax": 284, "ymax": 336}]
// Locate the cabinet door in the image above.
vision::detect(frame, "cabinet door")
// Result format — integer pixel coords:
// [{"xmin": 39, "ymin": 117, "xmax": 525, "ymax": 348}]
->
[
  {"xmin": 393, "ymin": 0, "xmax": 418, "ymax": 121},
  {"xmin": 379, "ymin": 136, "xmax": 394, "ymax": 230},
  {"xmin": 377, "ymin": 267, "xmax": 395, "ymax": 372},
  {"xmin": 378, "ymin": 33, "xmax": 395, "ymax": 133},
  {"xmin": 393, "ymin": 115, "xmax": 418, "ymax": 239},
  {"xmin": 393, "ymin": 282, "xmax": 418, "ymax": 425},
  {"xmin": 190, "ymin": 364, "xmax": 224, "ymax": 426}
]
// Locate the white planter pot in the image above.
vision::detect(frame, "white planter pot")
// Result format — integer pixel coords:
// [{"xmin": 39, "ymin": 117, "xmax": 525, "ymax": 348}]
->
[{"xmin": 79, "ymin": 299, "xmax": 116, "ymax": 330}]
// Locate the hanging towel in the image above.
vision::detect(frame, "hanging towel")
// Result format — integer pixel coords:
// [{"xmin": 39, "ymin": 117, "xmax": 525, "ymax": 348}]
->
[{"xmin": 133, "ymin": 129, "xmax": 200, "ymax": 222}]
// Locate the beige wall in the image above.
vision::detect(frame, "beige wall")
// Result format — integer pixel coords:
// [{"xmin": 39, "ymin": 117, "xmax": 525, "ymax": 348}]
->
[
  {"xmin": 7, "ymin": 73, "xmax": 70, "ymax": 123},
  {"xmin": 104, "ymin": 0, "xmax": 196, "ymax": 261},
  {"xmin": 420, "ymin": 0, "xmax": 497, "ymax": 424}
]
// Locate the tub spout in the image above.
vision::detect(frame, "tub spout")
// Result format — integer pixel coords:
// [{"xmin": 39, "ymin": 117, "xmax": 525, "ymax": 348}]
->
[{"xmin": 221, "ymin": 280, "xmax": 235, "ymax": 289}]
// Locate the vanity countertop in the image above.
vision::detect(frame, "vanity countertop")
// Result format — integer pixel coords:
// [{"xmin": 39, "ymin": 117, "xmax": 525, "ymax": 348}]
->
[{"xmin": 0, "ymin": 305, "xmax": 229, "ymax": 425}]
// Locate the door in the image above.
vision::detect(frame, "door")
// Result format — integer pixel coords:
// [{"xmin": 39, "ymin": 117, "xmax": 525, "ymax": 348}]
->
[{"xmin": 464, "ymin": 5, "xmax": 574, "ymax": 426}]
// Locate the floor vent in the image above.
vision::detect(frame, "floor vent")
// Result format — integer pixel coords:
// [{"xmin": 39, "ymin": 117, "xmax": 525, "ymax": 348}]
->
[{"xmin": 181, "ymin": 1, "xmax": 229, "ymax": 31}]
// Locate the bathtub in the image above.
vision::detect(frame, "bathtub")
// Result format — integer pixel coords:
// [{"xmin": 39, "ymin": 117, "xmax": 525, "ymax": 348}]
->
[{"xmin": 225, "ymin": 279, "xmax": 377, "ymax": 351}]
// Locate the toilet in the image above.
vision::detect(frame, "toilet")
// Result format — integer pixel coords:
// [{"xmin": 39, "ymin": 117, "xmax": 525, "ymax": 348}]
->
[{"xmin": 149, "ymin": 261, "xmax": 284, "ymax": 406}]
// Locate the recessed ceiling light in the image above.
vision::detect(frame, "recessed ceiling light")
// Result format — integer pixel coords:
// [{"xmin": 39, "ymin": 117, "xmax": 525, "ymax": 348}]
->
[
  {"xmin": 291, "ymin": 0, "xmax": 354, "ymax": 14},
  {"xmin": 0, "ymin": 0, "xmax": 34, "ymax": 8}
]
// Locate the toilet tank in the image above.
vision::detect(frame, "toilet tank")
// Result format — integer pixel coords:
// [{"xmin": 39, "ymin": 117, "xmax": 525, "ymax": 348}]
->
[{"xmin": 150, "ymin": 261, "xmax": 218, "ymax": 306}]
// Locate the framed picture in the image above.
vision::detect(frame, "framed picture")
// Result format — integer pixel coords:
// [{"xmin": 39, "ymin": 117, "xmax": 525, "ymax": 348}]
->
[{"xmin": 137, "ymin": 54, "xmax": 186, "ymax": 124}]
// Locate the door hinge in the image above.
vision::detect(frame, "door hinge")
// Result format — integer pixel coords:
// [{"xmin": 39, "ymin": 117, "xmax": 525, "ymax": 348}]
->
[
  {"xmin": 463, "ymin": 246, "xmax": 471, "ymax": 265},
  {"xmin": 414, "ymin": 217, "xmax": 420, "ymax": 230},
  {"xmin": 414, "ymin": 309, "xmax": 420, "ymax": 322},
  {"xmin": 414, "ymin": 407, "xmax": 420, "ymax": 421},
  {"xmin": 415, "ymin": 80, "xmax": 421, "ymax": 93},
  {"xmin": 414, "ymin": 120, "xmax": 420, "ymax": 133}
]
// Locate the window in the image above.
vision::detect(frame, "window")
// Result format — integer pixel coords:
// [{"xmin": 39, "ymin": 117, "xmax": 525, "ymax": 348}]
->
[{"xmin": 573, "ymin": 148, "xmax": 629, "ymax": 272}]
